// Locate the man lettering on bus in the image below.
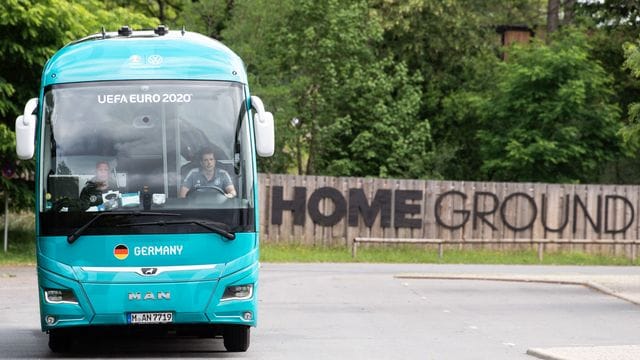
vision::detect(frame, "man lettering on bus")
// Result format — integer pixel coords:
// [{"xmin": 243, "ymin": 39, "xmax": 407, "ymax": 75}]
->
[{"xmin": 179, "ymin": 147, "xmax": 237, "ymax": 198}]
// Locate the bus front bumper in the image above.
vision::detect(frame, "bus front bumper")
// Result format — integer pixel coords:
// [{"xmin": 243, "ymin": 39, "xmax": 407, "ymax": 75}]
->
[{"xmin": 37, "ymin": 262, "xmax": 258, "ymax": 331}]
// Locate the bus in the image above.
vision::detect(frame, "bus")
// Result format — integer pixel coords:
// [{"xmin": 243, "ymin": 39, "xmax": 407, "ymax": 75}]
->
[{"xmin": 14, "ymin": 25, "xmax": 274, "ymax": 353}]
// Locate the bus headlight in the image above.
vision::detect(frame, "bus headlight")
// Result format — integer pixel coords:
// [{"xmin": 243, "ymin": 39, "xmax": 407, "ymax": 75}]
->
[
  {"xmin": 44, "ymin": 289, "xmax": 78, "ymax": 304},
  {"xmin": 221, "ymin": 284, "xmax": 253, "ymax": 301}
]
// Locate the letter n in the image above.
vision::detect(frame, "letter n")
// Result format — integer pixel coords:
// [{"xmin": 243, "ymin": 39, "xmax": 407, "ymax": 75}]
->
[{"xmin": 573, "ymin": 195, "xmax": 602, "ymax": 234}]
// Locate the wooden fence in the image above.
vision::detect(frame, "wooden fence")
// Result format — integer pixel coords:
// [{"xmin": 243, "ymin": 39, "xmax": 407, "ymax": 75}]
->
[{"xmin": 257, "ymin": 174, "xmax": 640, "ymax": 257}]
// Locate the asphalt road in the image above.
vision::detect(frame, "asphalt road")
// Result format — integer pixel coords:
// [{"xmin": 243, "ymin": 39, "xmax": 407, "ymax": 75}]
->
[{"xmin": 2, "ymin": 263, "xmax": 640, "ymax": 359}]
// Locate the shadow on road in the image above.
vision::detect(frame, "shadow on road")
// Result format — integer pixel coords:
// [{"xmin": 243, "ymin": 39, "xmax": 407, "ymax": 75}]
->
[{"xmin": 0, "ymin": 328, "xmax": 244, "ymax": 359}]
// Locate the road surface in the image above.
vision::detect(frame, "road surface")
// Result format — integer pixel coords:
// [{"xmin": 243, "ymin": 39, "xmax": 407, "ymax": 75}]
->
[{"xmin": 2, "ymin": 263, "xmax": 640, "ymax": 359}]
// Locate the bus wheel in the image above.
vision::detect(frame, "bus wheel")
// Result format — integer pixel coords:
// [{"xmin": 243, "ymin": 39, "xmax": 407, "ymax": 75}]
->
[
  {"xmin": 48, "ymin": 330, "xmax": 72, "ymax": 353},
  {"xmin": 223, "ymin": 325, "xmax": 250, "ymax": 352}
]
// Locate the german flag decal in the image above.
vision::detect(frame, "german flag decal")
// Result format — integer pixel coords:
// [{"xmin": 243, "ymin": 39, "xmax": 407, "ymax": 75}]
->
[{"xmin": 114, "ymin": 244, "xmax": 129, "ymax": 260}]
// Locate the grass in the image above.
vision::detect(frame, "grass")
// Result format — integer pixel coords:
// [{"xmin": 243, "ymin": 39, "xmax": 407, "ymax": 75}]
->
[
  {"xmin": 260, "ymin": 243, "xmax": 640, "ymax": 266},
  {"xmin": 0, "ymin": 212, "xmax": 36, "ymax": 265},
  {"xmin": 0, "ymin": 212, "xmax": 638, "ymax": 266}
]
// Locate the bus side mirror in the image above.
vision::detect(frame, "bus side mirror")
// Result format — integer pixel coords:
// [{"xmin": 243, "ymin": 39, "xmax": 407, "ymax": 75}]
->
[
  {"xmin": 15, "ymin": 97, "xmax": 38, "ymax": 160},
  {"xmin": 251, "ymin": 96, "xmax": 274, "ymax": 157}
]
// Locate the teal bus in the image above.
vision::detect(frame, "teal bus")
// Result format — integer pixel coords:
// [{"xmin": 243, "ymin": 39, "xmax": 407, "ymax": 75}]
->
[{"xmin": 15, "ymin": 26, "xmax": 274, "ymax": 353}]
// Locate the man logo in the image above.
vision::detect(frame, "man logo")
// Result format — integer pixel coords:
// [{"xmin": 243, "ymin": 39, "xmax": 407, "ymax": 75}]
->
[
  {"xmin": 128, "ymin": 291, "xmax": 171, "ymax": 300},
  {"xmin": 141, "ymin": 267, "xmax": 158, "ymax": 276}
]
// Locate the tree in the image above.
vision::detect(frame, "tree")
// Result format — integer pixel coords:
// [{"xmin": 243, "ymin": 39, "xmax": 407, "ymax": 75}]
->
[
  {"xmin": 619, "ymin": 39, "xmax": 640, "ymax": 152},
  {"xmin": 547, "ymin": 0, "xmax": 560, "ymax": 34},
  {"xmin": 0, "ymin": 0, "xmax": 157, "ymax": 127},
  {"xmin": 374, "ymin": 0, "xmax": 549, "ymax": 180},
  {"xmin": 546, "ymin": 0, "xmax": 579, "ymax": 35},
  {"xmin": 223, "ymin": 0, "xmax": 434, "ymax": 178},
  {"xmin": 274, "ymin": 0, "xmax": 433, "ymax": 177},
  {"xmin": 0, "ymin": 124, "xmax": 34, "ymax": 210},
  {"xmin": 104, "ymin": 0, "xmax": 182, "ymax": 25},
  {"xmin": 177, "ymin": 0, "xmax": 234, "ymax": 39},
  {"xmin": 477, "ymin": 30, "xmax": 621, "ymax": 183},
  {"xmin": 220, "ymin": 0, "xmax": 297, "ymax": 174},
  {"xmin": 576, "ymin": 0, "xmax": 640, "ymax": 120},
  {"xmin": 575, "ymin": 0, "xmax": 640, "ymax": 183},
  {"xmin": 0, "ymin": 0, "xmax": 156, "ymax": 210},
  {"xmin": 578, "ymin": 0, "xmax": 640, "ymax": 27}
]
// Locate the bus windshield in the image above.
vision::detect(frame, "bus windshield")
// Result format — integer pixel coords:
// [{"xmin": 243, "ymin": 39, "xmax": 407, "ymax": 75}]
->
[{"xmin": 39, "ymin": 80, "xmax": 255, "ymax": 234}]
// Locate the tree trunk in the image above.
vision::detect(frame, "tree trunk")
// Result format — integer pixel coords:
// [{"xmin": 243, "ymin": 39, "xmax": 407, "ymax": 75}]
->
[
  {"xmin": 563, "ymin": 0, "xmax": 576, "ymax": 26},
  {"xmin": 547, "ymin": 0, "xmax": 560, "ymax": 36},
  {"xmin": 158, "ymin": 0, "xmax": 166, "ymax": 24}
]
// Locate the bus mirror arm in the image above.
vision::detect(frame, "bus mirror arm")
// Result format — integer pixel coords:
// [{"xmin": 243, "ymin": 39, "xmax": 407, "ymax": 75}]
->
[{"xmin": 15, "ymin": 98, "xmax": 38, "ymax": 160}]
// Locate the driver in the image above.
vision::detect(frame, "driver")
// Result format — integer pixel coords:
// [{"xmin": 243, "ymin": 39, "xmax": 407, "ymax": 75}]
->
[{"xmin": 179, "ymin": 147, "xmax": 237, "ymax": 198}]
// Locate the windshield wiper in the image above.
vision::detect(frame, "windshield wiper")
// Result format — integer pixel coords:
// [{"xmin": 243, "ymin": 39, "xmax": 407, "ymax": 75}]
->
[
  {"xmin": 116, "ymin": 219, "xmax": 235, "ymax": 240},
  {"xmin": 67, "ymin": 211, "xmax": 180, "ymax": 244}
]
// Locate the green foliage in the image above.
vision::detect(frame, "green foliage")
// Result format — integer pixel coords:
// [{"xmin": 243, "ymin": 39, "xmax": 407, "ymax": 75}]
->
[
  {"xmin": 104, "ymin": 0, "xmax": 182, "ymax": 24},
  {"xmin": 1, "ymin": 0, "xmax": 637, "ymax": 186},
  {"xmin": 221, "ymin": 0, "xmax": 298, "ymax": 174},
  {"xmin": 477, "ymin": 30, "xmax": 622, "ymax": 182},
  {"xmin": 620, "ymin": 39, "xmax": 640, "ymax": 153},
  {"xmin": 226, "ymin": 0, "xmax": 434, "ymax": 178},
  {"xmin": 220, "ymin": 0, "xmax": 629, "ymax": 183},
  {"xmin": 0, "ymin": 0, "xmax": 157, "ymax": 126},
  {"xmin": 0, "ymin": 123, "xmax": 33, "ymax": 210},
  {"xmin": 0, "ymin": 211, "xmax": 35, "ymax": 265},
  {"xmin": 577, "ymin": 0, "xmax": 640, "ymax": 27},
  {"xmin": 573, "ymin": 0, "xmax": 640, "ymax": 183},
  {"xmin": 375, "ymin": 0, "xmax": 515, "ymax": 180},
  {"xmin": 0, "ymin": 0, "xmax": 156, "ymax": 211},
  {"xmin": 176, "ymin": 0, "xmax": 231, "ymax": 39}
]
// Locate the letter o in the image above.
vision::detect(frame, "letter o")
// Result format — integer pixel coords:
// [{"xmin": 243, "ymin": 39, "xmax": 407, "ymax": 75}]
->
[
  {"xmin": 308, "ymin": 187, "xmax": 347, "ymax": 227},
  {"xmin": 500, "ymin": 192, "xmax": 537, "ymax": 232}
]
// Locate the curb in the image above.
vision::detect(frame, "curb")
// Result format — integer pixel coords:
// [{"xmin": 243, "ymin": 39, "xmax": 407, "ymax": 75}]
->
[
  {"xmin": 393, "ymin": 273, "xmax": 640, "ymax": 307},
  {"xmin": 524, "ymin": 345, "xmax": 640, "ymax": 360},
  {"xmin": 525, "ymin": 348, "xmax": 566, "ymax": 360},
  {"xmin": 395, "ymin": 273, "xmax": 640, "ymax": 360}
]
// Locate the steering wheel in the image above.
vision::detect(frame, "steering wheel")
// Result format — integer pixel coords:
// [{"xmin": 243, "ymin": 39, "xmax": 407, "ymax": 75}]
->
[
  {"xmin": 193, "ymin": 185, "xmax": 226, "ymax": 195},
  {"xmin": 186, "ymin": 185, "xmax": 228, "ymax": 205}
]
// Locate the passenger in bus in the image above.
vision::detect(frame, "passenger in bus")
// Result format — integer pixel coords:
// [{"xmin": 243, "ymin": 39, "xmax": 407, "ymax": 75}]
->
[
  {"xmin": 179, "ymin": 147, "xmax": 237, "ymax": 198},
  {"xmin": 91, "ymin": 161, "xmax": 117, "ymax": 193},
  {"xmin": 72, "ymin": 161, "xmax": 117, "ymax": 211}
]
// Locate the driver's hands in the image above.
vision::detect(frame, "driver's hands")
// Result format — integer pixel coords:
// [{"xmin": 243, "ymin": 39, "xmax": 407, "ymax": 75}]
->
[{"xmin": 224, "ymin": 193, "xmax": 236, "ymax": 199}]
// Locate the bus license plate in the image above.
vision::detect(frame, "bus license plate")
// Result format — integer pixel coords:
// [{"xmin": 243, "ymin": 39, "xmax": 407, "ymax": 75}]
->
[{"xmin": 128, "ymin": 312, "xmax": 173, "ymax": 324}]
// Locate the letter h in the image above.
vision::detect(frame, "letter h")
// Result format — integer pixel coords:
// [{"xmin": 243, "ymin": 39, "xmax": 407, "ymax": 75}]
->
[{"xmin": 271, "ymin": 186, "xmax": 306, "ymax": 226}]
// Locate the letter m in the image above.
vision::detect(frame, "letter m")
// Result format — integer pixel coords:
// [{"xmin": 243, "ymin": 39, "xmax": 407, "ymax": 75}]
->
[
  {"xmin": 128, "ymin": 292, "xmax": 141, "ymax": 300},
  {"xmin": 348, "ymin": 189, "xmax": 391, "ymax": 227}
]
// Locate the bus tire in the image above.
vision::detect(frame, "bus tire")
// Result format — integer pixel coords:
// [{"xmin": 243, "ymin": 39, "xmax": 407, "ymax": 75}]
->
[
  {"xmin": 48, "ymin": 330, "xmax": 72, "ymax": 353},
  {"xmin": 223, "ymin": 325, "xmax": 250, "ymax": 352}
]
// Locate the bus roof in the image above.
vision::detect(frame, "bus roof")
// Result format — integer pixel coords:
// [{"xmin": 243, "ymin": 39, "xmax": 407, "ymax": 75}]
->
[{"xmin": 42, "ymin": 28, "xmax": 248, "ymax": 87}]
